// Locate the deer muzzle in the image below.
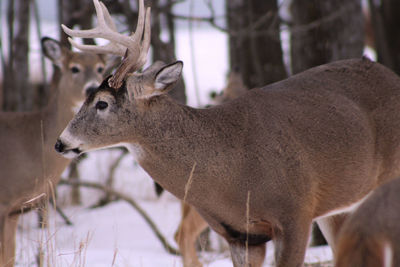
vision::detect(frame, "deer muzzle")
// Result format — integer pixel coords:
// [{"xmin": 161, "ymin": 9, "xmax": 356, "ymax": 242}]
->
[{"xmin": 55, "ymin": 138, "xmax": 82, "ymax": 158}]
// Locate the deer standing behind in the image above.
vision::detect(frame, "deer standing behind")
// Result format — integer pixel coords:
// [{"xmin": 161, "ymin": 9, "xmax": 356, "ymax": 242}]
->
[
  {"xmin": 175, "ymin": 70, "xmax": 248, "ymax": 267},
  {"xmin": 335, "ymin": 177, "xmax": 400, "ymax": 267},
  {"xmin": 0, "ymin": 37, "xmax": 105, "ymax": 266},
  {"xmin": 57, "ymin": 0, "xmax": 400, "ymax": 266}
]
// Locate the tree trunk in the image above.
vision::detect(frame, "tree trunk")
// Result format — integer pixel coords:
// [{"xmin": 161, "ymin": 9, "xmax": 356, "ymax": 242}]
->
[
  {"xmin": 151, "ymin": 0, "xmax": 187, "ymax": 104},
  {"xmin": 227, "ymin": 0, "xmax": 287, "ymax": 88},
  {"xmin": 58, "ymin": 0, "xmax": 95, "ymax": 47},
  {"xmin": 369, "ymin": 0, "xmax": 400, "ymax": 74},
  {"xmin": 290, "ymin": 0, "xmax": 364, "ymax": 74},
  {"xmin": 290, "ymin": 0, "xmax": 364, "ymax": 246},
  {"xmin": 3, "ymin": 0, "xmax": 31, "ymax": 111}
]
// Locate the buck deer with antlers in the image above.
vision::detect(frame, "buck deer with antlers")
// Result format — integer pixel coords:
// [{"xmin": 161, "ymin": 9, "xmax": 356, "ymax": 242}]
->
[
  {"xmin": 335, "ymin": 177, "xmax": 400, "ymax": 267},
  {"xmin": 0, "ymin": 37, "xmax": 106, "ymax": 266},
  {"xmin": 56, "ymin": 0, "xmax": 400, "ymax": 266}
]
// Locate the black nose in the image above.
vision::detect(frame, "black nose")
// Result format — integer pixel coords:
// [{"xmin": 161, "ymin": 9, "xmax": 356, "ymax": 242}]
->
[{"xmin": 55, "ymin": 139, "xmax": 65, "ymax": 153}]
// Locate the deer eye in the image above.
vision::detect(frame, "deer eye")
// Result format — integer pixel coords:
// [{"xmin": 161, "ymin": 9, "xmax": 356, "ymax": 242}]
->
[
  {"xmin": 97, "ymin": 66, "xmax": 104, "ymax": 73},
  {"xmin": 95, "ymin": 101, "xmax": 108, "ymax": 110},
  {"xmin": 71, "ymin": 66, "xmax": 80, "ymax": 73}
]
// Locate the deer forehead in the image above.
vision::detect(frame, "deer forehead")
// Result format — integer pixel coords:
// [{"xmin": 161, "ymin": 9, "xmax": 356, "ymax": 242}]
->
[
  {"xmin": 91, "ymin": 91, "xmax": 115, "ymax": 104},
  {"xmin": 67, "ymin": 52, "xmax": 105, "ymax": 68}
]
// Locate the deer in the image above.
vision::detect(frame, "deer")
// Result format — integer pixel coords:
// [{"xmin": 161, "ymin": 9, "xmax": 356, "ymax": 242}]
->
[
  {"xmin": 335, "ymin": 177, "xmax": 400, "ymax": 267},
  {"xmin": 174, "ymin": 70, "xmax": 249, "ymax": 267},
  {"xmin": 0, "ymin": 36, "xmax": 107, "ymax": 266},
  {"xmin": 56, "ymin": 0, "xmax": 400, "ymax": 266}
]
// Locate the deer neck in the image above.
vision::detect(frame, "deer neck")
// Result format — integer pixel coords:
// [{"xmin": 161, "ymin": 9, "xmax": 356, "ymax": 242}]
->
[
  {"xmin": 131, "ymin": 97, "xmax": 230, "ymax": 200},
  {"xmin": 40, "ymin": 83, "xmax": 77, "ymax": 165}
]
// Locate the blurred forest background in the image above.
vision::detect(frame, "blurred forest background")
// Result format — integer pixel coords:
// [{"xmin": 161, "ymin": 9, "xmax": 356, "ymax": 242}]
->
[
  {"xmin": 1, "ymin": 0, "xmax": 400, "ymax": 264},
  {"xmin": 5, "ymin": 0, "xmax": 400, "ymax": 112}
]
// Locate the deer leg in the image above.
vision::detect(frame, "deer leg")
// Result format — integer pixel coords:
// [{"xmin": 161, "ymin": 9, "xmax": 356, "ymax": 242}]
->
[
  {"xmin": 0, "ymin": 213, "xmax": 19, "ymax": 267},
  {"xmin": 229, "ymin": 241, "xmax": 266, "ymax": 267},
  {"xmin": 273, "ymin": 217, "xmax": 312, "ymax": 267},
  {"xmin": 316, "ymin": 213, "xmax": 348, "ymax": 253},
  {"xmin": 174, "ymin": 202, "xmax": 208, "ymax": 267}
]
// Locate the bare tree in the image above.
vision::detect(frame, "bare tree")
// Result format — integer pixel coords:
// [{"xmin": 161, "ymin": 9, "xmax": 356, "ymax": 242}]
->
[
  {"xmin": 369, "ymin": 0, "xmax": 400, "ymax": 75},
  {"xmin": 152, "ymin": 0, "xmax": 187, "ymax": 104},
  {"xmin": 227, "ymin": 0, "xmax": 287, "ymax": 88},
  {"xmin": 2, "ymin": 0, "xmax": 31, "ymax": 111},
  {"xmin": 290, "ymin": 0, "xmax": 364, "ymax": 74}
]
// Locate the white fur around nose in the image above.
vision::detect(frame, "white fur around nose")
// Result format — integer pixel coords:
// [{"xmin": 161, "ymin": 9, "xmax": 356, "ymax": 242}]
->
[{"xmin": 59, "ymin": 127, "xmax": 83, "ymax": 150}]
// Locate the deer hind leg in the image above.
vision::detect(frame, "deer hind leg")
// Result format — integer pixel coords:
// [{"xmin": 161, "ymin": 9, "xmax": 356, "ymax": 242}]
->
[
  {"xmin": 229, "ymin": 241, "xmax": 266, "ymax": 267},
  {"xmin": 174, "ymin": 202, "xmax": 208, "ymax": 267},
  {"xmin": 0, "ymin": 213, "xmax": 19, "ymax": 267},
  {"xmin": 316, "ymin": 213, "xmax": 348, "ymax": 254}
]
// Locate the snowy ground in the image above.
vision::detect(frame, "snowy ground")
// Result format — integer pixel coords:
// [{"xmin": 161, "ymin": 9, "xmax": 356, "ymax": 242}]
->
[{"xmin": 14, "ymin": 150, "xmax": 333, "ymax": 267}]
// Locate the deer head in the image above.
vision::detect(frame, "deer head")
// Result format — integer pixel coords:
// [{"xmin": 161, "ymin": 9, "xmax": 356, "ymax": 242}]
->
[
  {"xmin": 55, "ymin": 60, "xmax": 183, "ymax": 158},
  {"xmin": 55, "ymin": 0, "xmax": 171, "ymax": 157},
  {"xmin": 41, "ymin": 37, "xmax": 106, "ymax": 108}
]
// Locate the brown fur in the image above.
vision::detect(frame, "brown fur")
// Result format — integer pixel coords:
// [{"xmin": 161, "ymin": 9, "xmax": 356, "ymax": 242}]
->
[
  {"xmin": 336, "ymin": 177, "xmax": 400, "ymax": 267},
  {"xmin": 57, "ymin": 58, "xmax": 400, "ymax": 267},
  {"xmin": 0, "ymin": 38, "xmax": 105, "ymax": 266},
  {"xmin": 174, "ymin": 70, "xmax": 248, "ymax": 267}
]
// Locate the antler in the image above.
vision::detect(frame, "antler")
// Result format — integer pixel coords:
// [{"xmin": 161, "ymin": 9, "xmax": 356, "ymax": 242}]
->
[{"xmin": 62, "ymin": 0, "xmax": 151, "ymax": 89}]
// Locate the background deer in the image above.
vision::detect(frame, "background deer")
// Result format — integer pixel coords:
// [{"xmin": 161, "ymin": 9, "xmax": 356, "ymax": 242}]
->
[
  {"xmin": 57, "ymin": 1, "xmax": 400, "ymax": 266},
  {"xmin": 335, "ymin": 177, "xmax": 400, "ymax": 267},
  {"xmin": 0, "ymin": 37, "xmax": 105, "ymax": 266}
]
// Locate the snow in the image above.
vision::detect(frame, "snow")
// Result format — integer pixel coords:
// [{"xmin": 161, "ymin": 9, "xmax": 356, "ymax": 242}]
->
[{"xmin": 15, "ymin": 149, "xmax": 333, "ymax": 267}]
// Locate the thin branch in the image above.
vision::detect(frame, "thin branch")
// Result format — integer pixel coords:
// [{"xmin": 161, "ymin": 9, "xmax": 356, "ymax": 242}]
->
[
  {"xmin": 90, "ymin": 149, "xmax": 128, "ymax": 208},
  {"xmin": 59, "ymin": 179, "xmax": 180, "ymax": 255}
]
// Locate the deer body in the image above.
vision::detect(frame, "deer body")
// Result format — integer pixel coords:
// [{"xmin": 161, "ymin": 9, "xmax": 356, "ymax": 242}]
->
[
  {"xmin": 174, "ymin": 70, "xmax": 248, "ymax": 267},
  {"xmin": 0, "ymin": 38, "xmax": 105, "ymax": 266},
  {"xmin": 335, "ymin": 178, "xmax": 400, "ymax": 267},
  {"xmin": 57, "ymin": 57, "xmax": 400, "ymax": 266}
]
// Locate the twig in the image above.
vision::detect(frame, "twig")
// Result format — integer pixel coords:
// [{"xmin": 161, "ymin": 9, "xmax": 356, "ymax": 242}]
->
[{"xmin": 59, "ymin": 179, "xmax": 180, "ymax": 255}]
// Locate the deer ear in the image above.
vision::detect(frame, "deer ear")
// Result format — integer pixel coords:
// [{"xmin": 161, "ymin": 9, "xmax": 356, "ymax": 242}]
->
[
  {"xmin": 41, "ymin": 37, "xmax": 68, "ymax": 68},
  {"xmin": 126, "ymin": 61, "xmax": 183, "ymax": 100},
  {"xmin": 154, "ymin": 61, "xmax": 183, "ymax": 92}
]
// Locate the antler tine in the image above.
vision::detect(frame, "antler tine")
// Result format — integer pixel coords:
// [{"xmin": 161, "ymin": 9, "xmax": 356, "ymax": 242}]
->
[
  {"xmin": 100, "ymin": 2, "xmax": 117, "ymax": 32},
  {"xmin": 62, "ymin": 0, "xmax": 134, "ymax": 54},
  {"xmin": 67, "ymin": 37, "xmax": 126, "ymax": 56},
  {"xmin": 131, "ymin": 0, "xmax": 146, "ymax": 44},
  {"xmin": 108, "ymin": 1, "xmax": 151, "ymax": 89},
  {"xmin": 134, "ymin": 7, "xmax": 152, "ymax": 70}
]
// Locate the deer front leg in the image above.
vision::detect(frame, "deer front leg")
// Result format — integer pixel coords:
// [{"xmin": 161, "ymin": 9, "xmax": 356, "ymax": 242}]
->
[
  {"xmin": 0, "ymin": 213, "xmax": 19, "ymax": 267},
  {"xmin": 316, "ymin": 213, "xmax": 348, "ymax": 254},
  {"xmin": 229, "ymin": 241, "xmax": 266, "ymax": 267},
  {"xmin": 273, "ymin": 217, "xmax": 312, "ymax": 267},
  {"xmin": 174, "ymin": 202, "xmax": 208, "ymax": 267}
]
